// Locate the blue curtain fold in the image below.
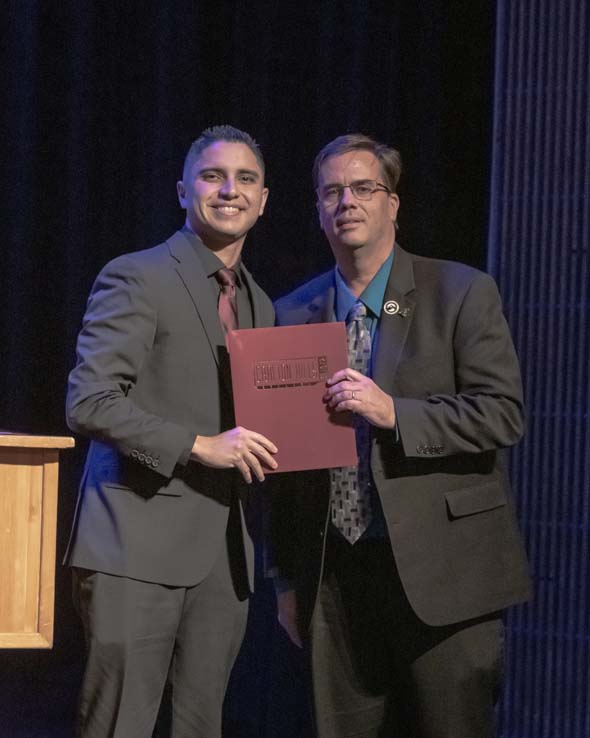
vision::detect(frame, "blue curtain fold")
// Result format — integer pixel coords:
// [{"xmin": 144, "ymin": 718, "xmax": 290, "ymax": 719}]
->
[{"xmin": 489, "ymin": 3, "xmax": 590, "ymax": 737}]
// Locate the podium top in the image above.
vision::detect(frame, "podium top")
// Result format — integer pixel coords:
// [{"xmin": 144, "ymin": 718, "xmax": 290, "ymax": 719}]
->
[{"xmin": 0, "ymin": 433, "xmax": 75, "ymax": 449}]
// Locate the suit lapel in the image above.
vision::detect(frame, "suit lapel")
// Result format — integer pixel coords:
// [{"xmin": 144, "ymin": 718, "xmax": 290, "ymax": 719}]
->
[
  {"xmin": 372, "ymin": 244, "xmax": 416, "ymax": 393},
  {"xmin": 166, "ymin": 230, "xmax": 228, "ymax": 373}
]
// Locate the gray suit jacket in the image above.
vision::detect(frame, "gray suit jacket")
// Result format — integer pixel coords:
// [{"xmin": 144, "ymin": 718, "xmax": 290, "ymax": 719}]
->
[
  {"xmin": 270, "ymin": 245, "xmax": 531, "ymax": 628},
  {"xmin": 65, "ymin": 230, "xmax": 274, "ymax": 590}
]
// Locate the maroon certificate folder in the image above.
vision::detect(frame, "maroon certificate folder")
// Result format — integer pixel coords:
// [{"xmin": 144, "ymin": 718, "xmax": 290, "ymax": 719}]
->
[{"xmin": 227, "ymin": 323, "xmax": 357, "ymax": 473}]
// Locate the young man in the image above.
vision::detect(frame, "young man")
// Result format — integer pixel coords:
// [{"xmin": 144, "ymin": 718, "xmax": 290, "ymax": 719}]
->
[
  {"xmin": 270, "ymin": 134, "xmax": 531, "ymax": 738},
  {"xmin": 66, "ymin": 125, "xmax": 277, "ymax": 738}
]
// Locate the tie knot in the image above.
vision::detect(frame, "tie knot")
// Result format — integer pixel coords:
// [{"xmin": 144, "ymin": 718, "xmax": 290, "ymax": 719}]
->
[
  {"xmin": 347, "ymin": 301, "xmax": 367, "ymax": 323},
  {"xmin": 215, "ymin": 268, "xmax": 237, "ymax": 289}
]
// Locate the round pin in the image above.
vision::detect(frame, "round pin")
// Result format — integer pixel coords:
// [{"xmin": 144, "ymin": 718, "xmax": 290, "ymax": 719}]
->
[{"xmin": 383, "ymin": 300, "xmax": 400, "ymax": 315}]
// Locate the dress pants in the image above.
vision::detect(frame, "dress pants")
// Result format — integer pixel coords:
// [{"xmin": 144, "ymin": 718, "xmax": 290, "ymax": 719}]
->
[
  {"xmin": 310, "ymin": 535, "xmax": 504, "ymax": 738},
  {"xmin": 73, "ymin": 535, "xmax": 249, "ymax": 738}
]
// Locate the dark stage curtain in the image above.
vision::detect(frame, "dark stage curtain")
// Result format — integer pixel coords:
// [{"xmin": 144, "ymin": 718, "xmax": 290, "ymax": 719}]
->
[
  {"xmin": 1, "ymin": 2, "xmax": 494, "ymax": 737},
  {"xmin": 489, "ymin": 2, "xmax": 590, "ymax": 737}
]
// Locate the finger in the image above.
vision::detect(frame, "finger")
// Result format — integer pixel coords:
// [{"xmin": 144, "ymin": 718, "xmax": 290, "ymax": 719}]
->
[
  {"xmin": 347, "ymin": 369, "xmax": 364, "ymax": 381},
  {"xmin": 243, "ymin": 430, "xmax": 278, "ymax": 454},
  {"xmin": 333, "ymin": 387, "xmax": 368, "ymax": 409},
  {"xmin": 323, "ymin": 381, "xmax": 354, "ymax": 401},
  {"xmin": 278, "ymin": 614, "xmax": 303, "ymax": 649},
  {"xmin": 247, "ymin": 440, "xmax": 279, "ymax": 469},
  {"xmin": 255, "ymin": 449, "xmax": 279, "ymax": 470},
  {"xmin": 326, "ymin": 368, "xmax": 351, "ymax": 385},
  {"xmin": 328, "ymin": 389, "xmax": 358, "ymax": 407},
  {"xmin": 236, "ymin": 459, "xmax": 253, "ymax": 484},
  {"xmin": 244, "ymin": 451, "xmax": 266, "ymax": 482},
  {"xmin": 327, "ymin": 368, "xmax": 363, "ymax": 385},
  {"xmin": 332, "ymin": 399, "xmax": 355, "ymax": 413},
  {"xmin": 287, "ymin": 625, "xmax": 303, "ymax": 649}
]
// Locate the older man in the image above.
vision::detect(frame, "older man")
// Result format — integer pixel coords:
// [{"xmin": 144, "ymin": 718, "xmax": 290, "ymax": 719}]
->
[{"xmin": 270, "ymin": 134, "xmax": 531, "ymax": 738}]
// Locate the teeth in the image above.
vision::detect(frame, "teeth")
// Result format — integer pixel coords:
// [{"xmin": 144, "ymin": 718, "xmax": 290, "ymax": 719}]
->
[{"xmin": 217, "ymin": 206, "xmax": 240, "ymax": 214}]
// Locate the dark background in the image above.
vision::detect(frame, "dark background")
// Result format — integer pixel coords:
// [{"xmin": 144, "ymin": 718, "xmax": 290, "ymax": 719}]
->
[{"xmin": 1, "ymin": 2, "xmax": 495, "ymax": 736}]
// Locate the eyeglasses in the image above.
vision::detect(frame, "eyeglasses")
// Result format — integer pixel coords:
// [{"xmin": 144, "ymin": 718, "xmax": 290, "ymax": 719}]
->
[{"xmin": 317, "ymin": 179, "xmax": 391, "ymax": 206}]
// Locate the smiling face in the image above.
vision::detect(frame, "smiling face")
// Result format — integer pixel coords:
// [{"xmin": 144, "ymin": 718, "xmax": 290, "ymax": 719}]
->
[
  {"xmin": 177, "ymin": 141, "xmax": 269, "ymax": 251},
  {"xmin": 317, "ymin": 150, "xmax": 399, "ymax": 261}
]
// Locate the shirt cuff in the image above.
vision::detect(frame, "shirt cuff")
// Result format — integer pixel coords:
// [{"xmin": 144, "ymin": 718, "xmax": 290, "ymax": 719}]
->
[{"xmin": 176, "ymin": 442, "xmax": 193, "ymax": 468}]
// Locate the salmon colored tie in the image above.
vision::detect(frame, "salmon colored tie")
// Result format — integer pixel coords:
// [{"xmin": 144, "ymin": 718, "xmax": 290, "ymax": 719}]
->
[{"xmin": 215, "ymin": 268, "xmax": 238, "ymax": 335}]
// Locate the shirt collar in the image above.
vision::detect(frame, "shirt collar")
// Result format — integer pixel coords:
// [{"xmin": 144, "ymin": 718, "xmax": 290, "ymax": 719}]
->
[{"xmin": 334, "ymin": 247, "xmax": 394, "ymax": 321}]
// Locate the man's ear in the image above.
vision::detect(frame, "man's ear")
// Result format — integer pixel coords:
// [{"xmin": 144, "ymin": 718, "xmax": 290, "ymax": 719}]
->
[
  {"xmin": 259, "ymin": 187, "xmax": 270, "ymax": 216},
  {"xmin": 316, "ymin": 200, "xmax": 324, "ymax": 230},
  {"xmin": 177, "ymin": 180, "xmax": 187, "ymax": 208},
  {"xmin": 389, "ymin": 192, "xmax": 400, "ymax": 222}
]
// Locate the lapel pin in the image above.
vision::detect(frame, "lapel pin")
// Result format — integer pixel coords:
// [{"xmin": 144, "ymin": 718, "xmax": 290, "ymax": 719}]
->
[
  {"xmin": 383, "ymin": 300, "xmax": 412, "ymax": 318},
  {"xmin": 383, "ymin": 300, "xmax": 400, "ymax": 315}
]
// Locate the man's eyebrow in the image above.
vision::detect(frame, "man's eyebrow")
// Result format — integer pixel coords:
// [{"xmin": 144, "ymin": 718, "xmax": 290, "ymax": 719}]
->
[
  {"xmin": 320, "ymin": 179, "xmax": 370, "ymax": 188},
  {"xmin": 236, "ymin": 168, "xmax": 261, "ymax": 179},
  {"xmin": 198, "ymin": 167, "xmax": 260, "ymax": 179}
]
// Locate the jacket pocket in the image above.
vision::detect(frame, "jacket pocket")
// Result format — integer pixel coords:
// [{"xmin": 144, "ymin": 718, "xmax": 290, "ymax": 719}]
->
[
  {"xmin": 98, "ymin": 465, "xmax": 183, "ymax": 497},
  {"xmin": 100, "ymin": 480, "xmax": 183, "ymax": 498},
  {"xmin": 445, "ymin": 481, "xmax": 506, "ymax": 519}
]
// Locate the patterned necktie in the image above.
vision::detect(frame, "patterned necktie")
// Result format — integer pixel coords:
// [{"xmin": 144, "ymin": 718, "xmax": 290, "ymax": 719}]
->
[
  {"xmin": 215, "ymin": 268, "xmax": 238, "ymax": 335},
  {"xmin": 330, "ymin": 301, "xmax": 373, "ymax": 544}
]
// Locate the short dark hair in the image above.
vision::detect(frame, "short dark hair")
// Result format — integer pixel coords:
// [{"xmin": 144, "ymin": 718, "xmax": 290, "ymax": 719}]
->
[
  {"xmin": 312, "ymin": 133, "xmax": 402, "ymax": 193},
  {"xmin": 182, "ymin": 125, "xmax": 265, "ymax": 180}
]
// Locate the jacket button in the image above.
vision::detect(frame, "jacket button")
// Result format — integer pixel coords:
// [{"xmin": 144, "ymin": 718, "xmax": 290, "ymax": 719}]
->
[
  {"xmin": 138, "ymin": 453, "xmax": 146, "ymax": 462},
  {"xmin": 131, "ymin": 449, "xmax": 138, "ymax": 459}
]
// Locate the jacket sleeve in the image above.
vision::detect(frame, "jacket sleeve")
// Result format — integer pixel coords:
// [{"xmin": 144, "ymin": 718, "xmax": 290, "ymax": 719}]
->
[
  {"xmin": 395, "ymin": 272, "xmax": 524, "ymax": 457},
  {"xmin": 65, "ymin": 255, "xmax": 197, "ymax": 478}
]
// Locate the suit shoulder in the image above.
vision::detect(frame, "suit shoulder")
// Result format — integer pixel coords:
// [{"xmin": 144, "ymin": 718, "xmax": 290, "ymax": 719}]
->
[
  {"xmin": 274, "ymin": 270, "xmax": 333, "ymax": 312},
  {"xmin": 97, "ymin": 240, "xmax": 172, "ymax": 279},
  {"xmin": 410, "ymin": 253, "xmax": 498, "ymax": 294}
]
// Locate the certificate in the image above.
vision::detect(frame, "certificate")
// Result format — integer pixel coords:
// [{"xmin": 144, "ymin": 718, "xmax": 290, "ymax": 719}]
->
[{"xmin": 227, "ymin": 323, "xmax": 357, "ymax": 473}]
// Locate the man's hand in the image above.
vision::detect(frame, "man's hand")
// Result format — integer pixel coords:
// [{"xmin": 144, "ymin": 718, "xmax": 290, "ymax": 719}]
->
[
  {"xmin": 324, "ymin": 368, "xmax": 396, "ymax": 429},
  {"xmin": 191, "ymin": 427, "xmax": 278, "ymax": 483},
  {"xmin": 276, "ymin": 589, "xmax": 303, "ymax": 648}
]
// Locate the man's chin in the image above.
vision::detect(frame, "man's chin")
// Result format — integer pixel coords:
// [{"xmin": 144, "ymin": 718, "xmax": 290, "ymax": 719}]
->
[
  {"xmin": 335, "ymin": 237, "xmax": 367, "ymax": 250},
  {"xmin": 195, "ymin": 225, "xmax": 248, "ymax": 251}
]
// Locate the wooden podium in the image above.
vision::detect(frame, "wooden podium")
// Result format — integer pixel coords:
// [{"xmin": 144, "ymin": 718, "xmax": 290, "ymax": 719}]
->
[{"xmin": 0, "ymin": 433, "xmax": 74, "ymax": 648}]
